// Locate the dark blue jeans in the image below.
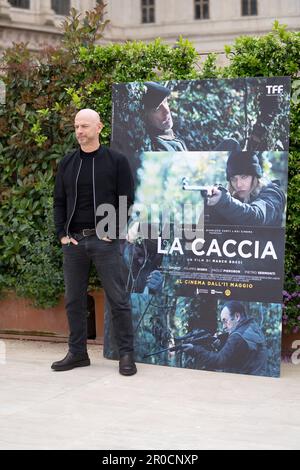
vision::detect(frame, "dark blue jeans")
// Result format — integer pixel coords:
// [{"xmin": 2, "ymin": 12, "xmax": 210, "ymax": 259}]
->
[{"xmin": 62, "ymin": 236, "xmax": 134, "ymax": 357}]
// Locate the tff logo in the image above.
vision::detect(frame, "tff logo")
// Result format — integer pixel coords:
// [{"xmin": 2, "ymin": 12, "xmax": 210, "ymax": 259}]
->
[{"xmin": 266, "ymin": 84, "xmax": 284, "ymax": 95}]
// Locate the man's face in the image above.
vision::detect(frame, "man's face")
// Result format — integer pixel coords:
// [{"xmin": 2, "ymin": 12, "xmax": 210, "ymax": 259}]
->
[
  {"xmin": 147, "ymin": 98, "xmax": 173, "ymax": 131},
  {"xmin": 220, "ymin": 307, "xmax": 240, "ymax": 333},
  {"xmin": 74, "ymin": 116, "xmax": 102, "ymax": 147},
  {"xmin": 230, "ymin": 174, "xmax": 253, "ymax": 199}
]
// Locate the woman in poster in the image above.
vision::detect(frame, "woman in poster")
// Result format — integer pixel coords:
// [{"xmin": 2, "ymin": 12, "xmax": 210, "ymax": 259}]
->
[{"xmin": 206, "ymin": 150, "xmax": 286, "ymax": 226}]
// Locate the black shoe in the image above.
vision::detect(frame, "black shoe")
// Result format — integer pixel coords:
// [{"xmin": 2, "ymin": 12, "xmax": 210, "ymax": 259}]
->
[
  {"xmin": 51, "ymin": 351, "xmax": 90, "ymax": 372},
  {"xmin": 119, "ymin": 353, "xmax": 137, "ymax": 376}
]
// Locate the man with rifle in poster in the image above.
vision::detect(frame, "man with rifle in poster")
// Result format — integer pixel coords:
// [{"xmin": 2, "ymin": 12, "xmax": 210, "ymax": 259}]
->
[
  {"xmin": 180, "ymin": 301, "xmax": 268, "ymax": 376},
  {"xmin": 144, "ymin": 301, "xmax": 267, "ymax": 376}
]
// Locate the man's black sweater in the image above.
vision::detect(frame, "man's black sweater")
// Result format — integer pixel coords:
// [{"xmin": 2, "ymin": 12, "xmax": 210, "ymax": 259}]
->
[
  {"xmin": 69, "ymin": 148, "xmax": 97, "ymax": 233},
  {"xmin": 53, "ymin": 145, "xmax": 134, "ymax": 241}
]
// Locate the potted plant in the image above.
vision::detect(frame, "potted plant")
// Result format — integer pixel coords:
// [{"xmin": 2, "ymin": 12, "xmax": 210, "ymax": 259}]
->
[
  {"xmin": 282, "ymin": 275, "xmax": 300, "ymax": 360},
  {"xmin": 0, "ymin": 226, "xmax": 104, "ymax": 342}
]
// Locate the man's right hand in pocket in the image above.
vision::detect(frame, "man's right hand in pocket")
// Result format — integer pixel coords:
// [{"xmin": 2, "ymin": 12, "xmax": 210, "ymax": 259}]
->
[{"xmin": 61, "ymin": 236, "xmax": 78, "ymax": 245}]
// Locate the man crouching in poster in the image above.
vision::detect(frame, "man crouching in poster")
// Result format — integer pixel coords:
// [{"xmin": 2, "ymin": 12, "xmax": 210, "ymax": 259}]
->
[
  {"xmin": 182, "ymin": 301, "xmax": 268, "ymax": 376},
  {"xmin": 206, "ymin": 150, "xmax": 286, "ymax": 226}
]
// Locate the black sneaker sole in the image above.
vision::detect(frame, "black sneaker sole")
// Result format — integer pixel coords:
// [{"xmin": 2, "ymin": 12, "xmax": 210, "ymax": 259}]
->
[
  {"xmin": 51, "ymin": 359, "xmax": 91, "ymax": 372},
  {"xmin": 119, "ymin": 367, "xmax": 137, "ymax": 376}
]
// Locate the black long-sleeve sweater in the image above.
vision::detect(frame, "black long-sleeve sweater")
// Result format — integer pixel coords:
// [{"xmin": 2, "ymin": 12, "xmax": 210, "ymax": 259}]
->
[{"xmin": 53, "ymin": 145, "xmax": 134, "ymax": 240}]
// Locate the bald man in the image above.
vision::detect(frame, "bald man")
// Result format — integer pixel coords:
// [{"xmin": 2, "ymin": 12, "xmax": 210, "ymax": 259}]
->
[{"xmin": 52, "ymin": 109, "xmax": 137, "ymax": 375}]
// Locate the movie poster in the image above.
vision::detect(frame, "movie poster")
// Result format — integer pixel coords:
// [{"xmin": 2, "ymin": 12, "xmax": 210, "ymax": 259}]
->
[{"xmin": 105, "ymin": 77, "xmax": 290, "ymax": 378}]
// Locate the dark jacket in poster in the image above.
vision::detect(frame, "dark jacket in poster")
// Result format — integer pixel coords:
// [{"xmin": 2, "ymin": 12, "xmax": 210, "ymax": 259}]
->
[
  {"xmin": 193, "ymin": 318, "xmax": 268, "ymax": 376},
  {"xmin": 207, "ymin": 182, "xmax": 286, "ymax": 227}
]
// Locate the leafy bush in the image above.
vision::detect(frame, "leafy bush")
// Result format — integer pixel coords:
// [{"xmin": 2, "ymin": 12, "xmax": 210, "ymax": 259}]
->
[
  {"xmin": 0, "ymin": 3, "xmax": 299, "ymax": 332},
  {"xmin": 282, "ymin": 276, "xmax": 300, "ymax": 334},
  {"xmin": 0, "ymin": 6, "xmax": 199, "ymax": 306}
]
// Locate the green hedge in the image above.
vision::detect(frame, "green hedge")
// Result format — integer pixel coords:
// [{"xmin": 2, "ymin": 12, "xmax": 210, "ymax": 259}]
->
[{"xmin": 0, "ymin": 7, "xmax": 299, "ymax": 330}]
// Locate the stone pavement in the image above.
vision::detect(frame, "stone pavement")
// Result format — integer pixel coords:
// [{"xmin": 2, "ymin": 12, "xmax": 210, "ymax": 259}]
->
[{"xmin": 0, "ymin": 339, "xmax": 299, "ymax": 450}]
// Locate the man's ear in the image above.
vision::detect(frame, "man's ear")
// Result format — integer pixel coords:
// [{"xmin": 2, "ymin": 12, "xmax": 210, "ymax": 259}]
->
[
  {"xmin": 235, "ymin": 313, "xmax": 241, "ymax": 322},
  {"xmin": 99, "ymin": 122, "xmax": 104, "ymax": 133}
]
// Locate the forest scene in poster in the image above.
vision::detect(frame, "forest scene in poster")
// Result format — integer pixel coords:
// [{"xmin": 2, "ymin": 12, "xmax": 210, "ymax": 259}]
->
[{"xmin": 105, "ymin": 77, "xmax": 290, "ymax": 378}]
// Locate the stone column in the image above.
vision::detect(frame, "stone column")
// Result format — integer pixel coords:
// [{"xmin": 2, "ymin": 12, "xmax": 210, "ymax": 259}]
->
[
  {"xmin": 39, "ymin": 0, "xmax": 55, "ymax": 25},
  {"xmin": 0, "ymin": 0, "xmax": 11, "ymax": 20}
]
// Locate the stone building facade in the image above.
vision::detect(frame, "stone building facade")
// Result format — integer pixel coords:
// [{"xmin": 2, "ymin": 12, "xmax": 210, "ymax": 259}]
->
[{"xmin": 0, "ymin": 1, "xmax": 299, "ymax": 56}]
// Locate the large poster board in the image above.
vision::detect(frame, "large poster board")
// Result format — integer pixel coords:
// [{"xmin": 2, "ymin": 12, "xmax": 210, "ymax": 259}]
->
[{"xmin": 105, "ymin": 77, "xmax": 290, "ymax": 378}]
